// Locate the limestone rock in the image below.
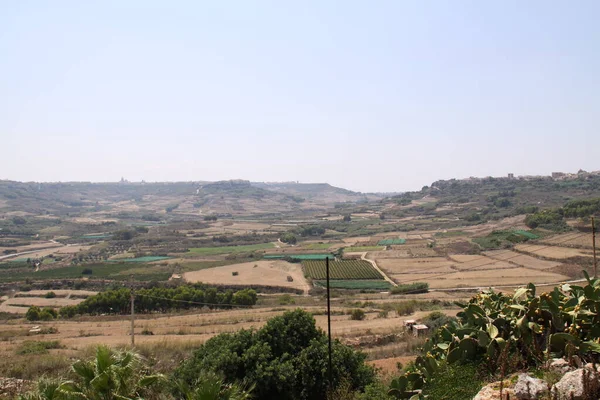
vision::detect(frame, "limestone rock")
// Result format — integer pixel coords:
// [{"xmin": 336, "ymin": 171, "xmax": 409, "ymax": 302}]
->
[
  {"xmin": 473, "ymin": 381, "xmax": 514, "ymax": 400},
  {"xmin": 514, "ymin": 374, "xmax": 548, "ymax": 399},
  {"xmin": 549, "ymin": 358, "xmax": 573, "ymax": 375},
  {"xmin": 551, "ymin": 368, "xmax": 600, "ymax": 400}
]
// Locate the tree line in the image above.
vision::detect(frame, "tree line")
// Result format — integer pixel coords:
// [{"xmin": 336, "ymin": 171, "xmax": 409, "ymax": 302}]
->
[{"xmin": 57, "ymin": 285, "xmax": 258, "ymax": 318}]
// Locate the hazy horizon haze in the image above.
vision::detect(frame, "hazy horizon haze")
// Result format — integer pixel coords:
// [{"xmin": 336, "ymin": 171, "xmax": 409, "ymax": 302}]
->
[{"xmin": 2, "ymin": 1, "xmax": 599, "ymax": 192}]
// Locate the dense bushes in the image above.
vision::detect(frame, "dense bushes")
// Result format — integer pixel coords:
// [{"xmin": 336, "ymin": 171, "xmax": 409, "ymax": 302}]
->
[
  {"xmin": 59, "ymin": 286, "xmax": 258, "ymax": 317},
  {"xmin": 563, "ymin": 197, "xmax": 600, "ymax": 218},
  {"xmin": 25, "ymin": 306, "xmax": 57, "ymax": 321},
  {"xmin": 524, "ymin": 197, "xmax": 600, "ymax": 230},
  {"xmin": 390, "ymin": 282, "xmax": 429, "ymax": 295},
  {"xmin": 280, "ymin": 232, "xmax": 297, "ymax": 244},
  {"xmin": 524, "ymin": 209, "xmax": 567, "ymax": 230},
  {"xmin": 174, "ymin": 309, "xmax": 376, "ymax": 400}
]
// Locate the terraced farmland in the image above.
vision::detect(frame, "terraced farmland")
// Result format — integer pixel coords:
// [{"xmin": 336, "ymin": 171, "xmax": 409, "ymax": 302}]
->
[{"xmin": 302, "ymin": 260, "xmax": 384, "ymax": 280}]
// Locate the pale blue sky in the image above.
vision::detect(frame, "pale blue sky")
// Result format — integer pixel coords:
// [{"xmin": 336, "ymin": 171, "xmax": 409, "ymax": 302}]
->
[{"xmin": 1, "ymin": 1, "xmax": 599, "ymax": 192}]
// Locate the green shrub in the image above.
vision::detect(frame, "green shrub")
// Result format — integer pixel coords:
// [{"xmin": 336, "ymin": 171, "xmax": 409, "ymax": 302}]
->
[
  {"xmin": 420, "ymin": 311, "xmax": 457, "ymax": 331},
  {"xmin": 175, "ymin": 309, "xmax": 376, "ymax": 400},
  {"xmin": 390, "ymin": 282, "xmax": 429, "ymax": 295},
  {"xmin": 39, "ymin": 308, "xmax": 57, "ymax": 321},
  {"xmin": 44, "ymin": 291, "xmax": 56, "ymax": 299},
  {"xmin": 420, "ymin": 362, "xmax": 483, "ymax": 400},
  {"xmin": 524, "ymin": 209, "xmax": 567, "ymax": 230},
  {"xmin": 280, "ymin": 233, "xmax": 297, "ymax": 244},
  {"xmin": 278, "ymin": 294, "xmax": 296, "ymax": 305},
  {"xmin": 25, "ymin": 306, "xmax": 41, "ymax": 321},
  {"xmin": 395, "ymin": 302, "xmax": 416, "ymax": 316},
  {"xmin": 17, "ymin": 340, "xmax": 63, "ymax": 355},
  {"xmin": 350, "ymin": 309, "xmax": 366, "ymax": 321}
]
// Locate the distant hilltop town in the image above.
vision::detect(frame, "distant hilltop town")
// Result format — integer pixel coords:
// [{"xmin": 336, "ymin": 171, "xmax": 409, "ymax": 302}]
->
[{"xmin": 459, "ymin": 169, "xmax": 600, "ymax": 183}]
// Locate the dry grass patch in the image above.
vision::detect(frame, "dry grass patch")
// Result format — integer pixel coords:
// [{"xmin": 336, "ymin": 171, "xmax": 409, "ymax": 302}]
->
[
  {"xmin": 183, "ymin": 260, "xmax": 309, "ymax": 292},
  {"xmin": 446, "ymin": 255, "xmax": 514, "ymax": 271},
  {"xmin": 515, "ymin": 244, "xmax": 594, "ymax": 259},
  {"xmin": 377, "ymin": 257, "xmax": 456, "ymax": 275},
  {"xmin": 484, "ymin": 250, "xmax": 561, "ymax": 270}
]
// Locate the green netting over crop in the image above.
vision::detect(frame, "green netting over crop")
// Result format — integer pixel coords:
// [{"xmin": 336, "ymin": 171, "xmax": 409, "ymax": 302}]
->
[
  {"xmin": 513, "ymin": 230, "xmax": 539, "ymax": 239},
  {"xmin": 378, "ymin": 238, "xmax": 406, "ymax": 246},
  {"xmin": 264, "ymin": 254, "xmax": 334, "ymax": 260}
]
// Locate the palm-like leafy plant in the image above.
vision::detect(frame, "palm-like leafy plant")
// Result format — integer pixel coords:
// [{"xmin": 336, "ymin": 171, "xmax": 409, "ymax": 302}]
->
[
  {"xmin": 18, "ymin": 378, "xmax": 62, "ymax": 400},
  {"xmin": 21, "ymin": 346, "xmax": 164, "ymax": 400},
  {"xmin": 175, "ymin": 371, "xmax": 253, "ymax": 400}
]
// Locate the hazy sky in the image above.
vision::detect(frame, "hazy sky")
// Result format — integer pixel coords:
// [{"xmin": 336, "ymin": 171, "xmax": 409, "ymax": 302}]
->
[{"xmin": 1, "ymin": 1, "xmax": 599, "ymax": 192}]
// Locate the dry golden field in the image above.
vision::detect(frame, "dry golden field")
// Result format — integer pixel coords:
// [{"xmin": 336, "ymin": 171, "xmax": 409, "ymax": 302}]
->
[
  {"xmin": 537, "ymin": 232, "xmax": 595, "ymax": 249},
  {"xmin": 484, "ymin": 250, "xmax": 562, "ymax": 270},
  {"xmin": 515, "ymin": 244, "xmax": 595, "ymax": 259},
  {"xmin": 183, "ymin": 260, "xmax": 310, "ymax": 293}
]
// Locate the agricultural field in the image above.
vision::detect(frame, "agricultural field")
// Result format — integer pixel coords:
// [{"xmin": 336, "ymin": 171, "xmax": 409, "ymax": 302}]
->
[
  {"xmin": 377, "ymin": 257, "xmax": 457, "ymax": 275},
  {"xmin": 264, "ymin": 254, "xmax": 335, "ymax": 260},
  {"xmin": 0, "ymin": 290, "xmax": 96, "ymax": 314},
  {"xmin": 109, "ymin": 256, "xmax": 171, "ymax": 263},
  {"xmin": 187, "ymin": 243, "xmax": 275, "ymax": 256},
  {"xmin": 302, "ymin": 260, "xmax": 384, "ymax": 280},
  {"xmin": 514, "ymin": 244, "xmax": 595, "ymax": 260},
  {"xmin": 344, "ymin": 246, "xmax": 385, "ymax": 252},
  {"xmin": 537, "ymin": 232, "xmax": 594, "ymax": 248},
  {"xmin": 313, "ymin": 280, "xmax": 392, "ymax": 290},
  {"xmin": 377, "ymin": 238, "xmax": 406, "ymax": 246},
  {"xmin": 183, "ymin": 260, "xmax": 310, "ymax": 293},
  {"xmin": 299, "ymin": 242, "xmax": 338, "ymax": 250},
  {"xmin": 0, "ymin": 262, "xmax": 173, "ymax": 283},
  {"xmin": 367, "ymin": 250, "xmax": 411, "ymax": 259},
  {"xmin": 484, "ymin": 250, "xmax": 562, "ymax": 270},
  {"xmin": 446, "ymin": 255, "xmax": 515, "ymax": 271}
]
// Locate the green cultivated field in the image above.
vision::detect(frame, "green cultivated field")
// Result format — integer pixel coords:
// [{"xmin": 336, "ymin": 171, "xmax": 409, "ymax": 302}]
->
[
  {"xmin": 188, "ymin": 243, "xmax": 274, "ymax": 256},
  {"xmin": 378, "ymin": 238, "xmax": 406, "ymax": 245},
  {"xmin": 300, "ymin": 243, "xmax": 334, "ymax": 250},
  {"xmin": 513, "ymin": 230, "xmax": 540, "ymax": 239},
  {"xmin": 114, "ymin": 256, "xmax": 171, "ymax": 263},
  {"xmin": 313, "ymin": 280, "xmax": 391, "ymax": 290},
  {"xmin": 303, "ymin": 260, "xmax": 383, "ymax": 280},
  {"xmin": 264, "ymin": 254, "xmax": 334, "ymax": 260},
  {"xmin": 0, "ymin": 263, "xmax": 172, "ymax": 282},
  {"xmin": 345, "ymin": 246, "xmax": 384, "ymax": 252}
]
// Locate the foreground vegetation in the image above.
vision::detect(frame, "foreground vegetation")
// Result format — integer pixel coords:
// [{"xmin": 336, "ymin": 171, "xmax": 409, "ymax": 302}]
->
[
  {"xmin": 19, "ymin": 310, "xmax": 383, "ymax": 400},
  {"xmin": 389, "ymin": 273, "xmax": 600, "ymax": 398}
]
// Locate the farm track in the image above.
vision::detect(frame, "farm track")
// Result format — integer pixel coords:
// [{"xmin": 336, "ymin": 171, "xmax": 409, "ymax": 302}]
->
[{"xmin": 361, "ymin": 252, "xmax": 398, "ymax": 287}]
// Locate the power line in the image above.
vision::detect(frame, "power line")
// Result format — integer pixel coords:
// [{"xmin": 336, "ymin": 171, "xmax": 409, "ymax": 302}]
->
[{"xmin": 134, "ymin": 293, "xmax": 256, "ymax": 308}]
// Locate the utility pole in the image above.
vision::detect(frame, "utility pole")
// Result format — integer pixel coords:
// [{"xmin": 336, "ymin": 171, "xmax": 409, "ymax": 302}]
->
[
  {"xmin": 326, "ymin": 257, "xmax": 332, "ymax": 390},
  {"xmin": 593, "ymin": 217, "xmax": 597, "ymax": 279},
  {"xmin": 130, "ymin": 274, "xmax": 135, "ymax": 347},
  {"xmin": 130, "ymin": 290, "xmax": 135, "ymax": 346}
]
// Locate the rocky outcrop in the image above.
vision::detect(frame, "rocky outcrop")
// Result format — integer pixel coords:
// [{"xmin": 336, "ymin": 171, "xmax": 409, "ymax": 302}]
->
[
  {"xmin": 473, "ymin": 380, "xmax": 514, "ymax": 400},
  {"xmin": 513, "ymin": 374, "xmax": 548, "ymax": 400},
  {"xmin": 551, "ymin": 367, "xmax": 600, "ymax": 400},
  {"xmin": 549, "ymin": 358, "xmax": 573, "ymax": 375}
]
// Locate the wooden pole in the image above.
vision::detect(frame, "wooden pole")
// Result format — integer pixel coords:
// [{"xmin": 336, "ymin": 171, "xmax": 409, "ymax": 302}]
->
[
  {"xmin": 326, "ymin": 256, "xmax": 332, "ymax": 390},
  {"xmin": 130, "ymin": 289, "xmax": 135, "ymax": 346},
  {"xmin": 593, "ymin": 217, "xmax": 597, "ymax": 279}
]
